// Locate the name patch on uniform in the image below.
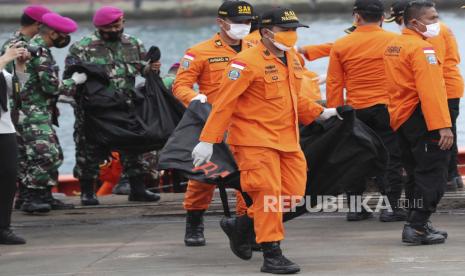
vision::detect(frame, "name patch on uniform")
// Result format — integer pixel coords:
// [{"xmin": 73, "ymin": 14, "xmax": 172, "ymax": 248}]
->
[
  {"xmin": 385, "ymin": 46, "xmax": 401, "ymax": 56},
  {"xmin": 423, "ymin": 48, "xmax": 437, "ymax": 65},
  {"xmin": 208, "ymin": 57, "xmax": 229, "ymax": 64},
  {"xmin": 228, "ymin": 69, "xmax": 241, "ymax": 80},
  {"xmin": 265, "ymin": 65, "xmax": 278, "ymax": 74}
]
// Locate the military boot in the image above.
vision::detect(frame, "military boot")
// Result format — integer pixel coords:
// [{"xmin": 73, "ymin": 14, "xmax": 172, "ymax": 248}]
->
[
  {"xmin": 402, "ymin": 224, "xmax": 445, "ymax": 245},
  {"xmin": 260, "ymin": 242, "xmax": 300, "ymax": 274},
  {"xmin": 128, "ymin": 175, "xmax": 160, "ymax": 202},
  {"xmin": 43, "ymin": 187, "xmax": 74, "ymax": 210},
  {"xmin": 220, "ymin": 215, "xmax": 253, "ymax": 260},
  {"xmin": 425, "ymin": 221, "xmax": 448, "ymax": 239},
  {"xmin": 80, "ymin": 179, "xmax": 99, "ymax": 206},
  {"xmin": 0, "ymin": 229, "xmax": 26, "ymax": 245},
  {"xmin": 184, "ymin": 210, "xmax": 206, "ymax": 246},
  {"xmin": 21, "ymin": 188, "xmax": 51, "ymax": 213}
]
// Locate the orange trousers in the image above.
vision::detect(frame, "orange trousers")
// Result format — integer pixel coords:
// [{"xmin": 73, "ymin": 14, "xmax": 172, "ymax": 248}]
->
[
  {"xmin": 230, "ymin": 145, "xmax": 307, "ymax": 243},
  {"xmin": 183, "ymin": 179, "xmax": 248, "ymax": 215}
]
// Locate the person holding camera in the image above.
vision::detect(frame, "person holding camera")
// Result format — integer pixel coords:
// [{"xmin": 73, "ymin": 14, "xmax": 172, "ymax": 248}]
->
[
  {"xmin": 0, "ymin": 5, "xmax": 57, "ymax": 211},
  {"xmin": 0, "ymin": 45, "xmax": 28, "ymax": 244},
  {"xmin": 17, "ymin": 13, "xmax": 79, "ymax": 213}
]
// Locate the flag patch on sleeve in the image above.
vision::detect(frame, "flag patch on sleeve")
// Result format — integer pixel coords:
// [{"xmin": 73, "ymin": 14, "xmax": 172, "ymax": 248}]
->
[
  {"xmin": 423, "ymin": 48, "xmax": 437, "ymax": 65},
  {"xmin": 231, "ymin": 61, "xmax": 246, "ymax": 70}
]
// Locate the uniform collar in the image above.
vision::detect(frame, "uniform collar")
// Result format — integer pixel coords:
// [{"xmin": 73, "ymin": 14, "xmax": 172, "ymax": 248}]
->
[
  {"xmin": 212, "ymin": 32, "xmax": 247, "ymax": 52},
  {"xmin": 402, "ymin": 28, "xmax": 425, "ymax": 40},
  {"xmin": 353, "ymin": 24, "xmax": 382, "ymax": 33}
]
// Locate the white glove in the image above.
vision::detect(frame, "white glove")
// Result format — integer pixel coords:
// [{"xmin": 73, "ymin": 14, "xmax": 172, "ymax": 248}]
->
[
  {"xmin": 312, "ymin": 74, "xmax": 327, "ymax": 85},
  {"xmin": 318, "ymin": 108, "xmax": 343, "ymax": 121},
  {"xmin": 192, "ymin": 142, "xmax": 214, "ymax": 167},
  {"xmin": 71, "ymin": 72, "xmax": 87, "ymax": 85},
  {"xmin": 191, "ymin": 93, "xmax": 207, "ymax": 103}
]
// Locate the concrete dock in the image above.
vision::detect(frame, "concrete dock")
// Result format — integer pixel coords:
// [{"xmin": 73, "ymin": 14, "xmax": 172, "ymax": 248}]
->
[{"xmin": 1, "ymin": 192, "xmax": 465, "ymax": 276}]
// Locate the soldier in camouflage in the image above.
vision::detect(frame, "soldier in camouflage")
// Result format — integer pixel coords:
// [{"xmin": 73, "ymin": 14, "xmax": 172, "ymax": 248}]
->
[
  {"xmin": 18, "ymin": 13, "xmax": 79, "ymax": 213},
  {"xmin": 0, "ymin": 5, "xmax": 52, "ymax": 210},
  {"xmin": 63, "ymin": 6, "xmax": 160, "ymax": 205}
]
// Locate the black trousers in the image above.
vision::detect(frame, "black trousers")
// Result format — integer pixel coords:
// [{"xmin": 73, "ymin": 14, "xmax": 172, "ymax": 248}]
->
[
  {"xmin": 0, "ymin": 133, "xmax": 18, "ymax": 230},
  {"xmin": 447, "ymin": 98, "xmax": 460, "ymax": 180},
  {"xmin": 397, "ymin": 106, "xmax": 450, "ymax": 218},
  {"xmin": 348, "ymin": 104, "xmax": 404, "ymax": 206}
]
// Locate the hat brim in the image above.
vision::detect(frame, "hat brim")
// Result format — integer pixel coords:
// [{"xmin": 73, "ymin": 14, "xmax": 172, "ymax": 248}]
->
[
  {"xmin": 384, "ymin": 16, "xmax": 397, "ymax": 23},
  {"xmin": 277, "ymin": 22, "xmax": 309, "ymax": 28},
  {"xmin": 228, "ymin": 15, "xmax": 255, "ymax": 21}
]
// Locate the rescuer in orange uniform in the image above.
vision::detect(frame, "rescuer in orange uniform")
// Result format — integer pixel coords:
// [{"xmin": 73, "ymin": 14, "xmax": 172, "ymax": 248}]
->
[
  {"xmin": 192, "ymin": 7, "xmax": 341, "ymax": 274},
  {"xmin": 384, "ymin": 1, "xmax": 453, "ymax": 245},
  {"xmin": 326, "ymin": 0, "xmax": 406, "ymax": 223},
  {"xmin": 386, "ymin": 0, "xmax": 464, "ymax": 191},
  {"xmin": 173, "ymin": 1, "xmax": 255, "ymax": 247}
]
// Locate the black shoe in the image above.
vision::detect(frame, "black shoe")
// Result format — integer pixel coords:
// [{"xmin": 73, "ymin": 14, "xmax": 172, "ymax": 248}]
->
[
  {"xmin": 0, "ymin": 229, "xmax": 26, "ymax": 245},
  {"xmin": 43, "ymin": 188, "xmax": 75, "ymax": 210},
  {"xmin": 21, "ymin": 189, "xmax": 51, "ymax": 213},
  {"xmin": 80, "ymin": 179, "xmax": 99, "ymax": 206},
  {"xmin": 184, "ymin": 210, "xmax": 206, "ymax": 246},
  {"xmin": 128, "ymin": 190, "xmax": 160, "ymax": 202},
  {"xmin": 49, "ymin": 198, "xmax": 75, "ymax": 210},
  {"xmin": 113, "ymin": 177, "xmax": 131, "ymax": 195},
  {"xmin": 425, "ymin": 221, "xmax": 448, "ymax": 239},
  {"xmin": 261, "ymin": 242, "xmax": 300, "ymax": 274},
  {"xmin": 379, "ymin": 208, "xmax": 408, "ymax": 222},
  {"xmin": 346, "ymin": 210, "xmax": 373, "ymax": 221},
  {"xmin": 220, "ymin": 215, "xmax": 253, "ymax": 260},
  {"xmin": 402, "ymin": 224, "xmax": 445, "ymax": 245},
  {"xmin": 128, "ymin": 176, "xmax": 161, "ymax": 202}
]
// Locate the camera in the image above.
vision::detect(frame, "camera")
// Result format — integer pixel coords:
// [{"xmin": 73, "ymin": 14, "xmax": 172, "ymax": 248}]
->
[{"xmin": 26, "ymin": 45, "xmax": 43, "ymax": 58}]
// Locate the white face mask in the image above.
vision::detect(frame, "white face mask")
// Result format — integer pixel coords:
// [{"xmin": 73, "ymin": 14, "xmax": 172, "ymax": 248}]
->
[
  {"xmin": 398, "ymin": 22, "xmax": 405, "ymax": 32},
  {"xmin": 225, "ymin": 23, "xmax": 251, "ymax": 40},
  {"xmin": 272, "ymin": 41, "xmax": 292, "ymax": 52},
  {"xmin": 420, "ymin": 22, "xmax": 441, "ymax": 38}
]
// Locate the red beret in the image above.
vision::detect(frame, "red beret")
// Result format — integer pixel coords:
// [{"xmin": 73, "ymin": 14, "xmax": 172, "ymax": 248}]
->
[
  {"xmin": 23, "ymin": 5, "xmax": 52, "ymax": 23},
  {"xmin": 42, "ymin": 13, "xmax": 78, "ymax": 34},
  {"xmin": 93, "ymin": 6, "xmax": 124, "ymax": 27}
]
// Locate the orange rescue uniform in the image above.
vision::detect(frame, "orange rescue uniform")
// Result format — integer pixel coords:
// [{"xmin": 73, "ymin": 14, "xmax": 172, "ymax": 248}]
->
[
  {"xmin": 427, "ymin": 22, "xmax": 464, "ymax": 99},
  {"xmin": 174, "ymin": 33, "xmax": 255, "ymax": 213},
  {"xmin": 326, "ymin": 25, "xmax": 398, "ymax": 109},
  {"xmin": 200, "ymin": 42, "xmax": 324, "ymax": 243},
  {"xmin": 384, "ymin": 28, "xmax": 451, "ymax": 131},
  {"xmin": 301, "ymin": 43, "xmax": 333, "ymax": 61},
  {"xmin": 244, "ymin": 29, "xmax": 261, "ymax": 46}
]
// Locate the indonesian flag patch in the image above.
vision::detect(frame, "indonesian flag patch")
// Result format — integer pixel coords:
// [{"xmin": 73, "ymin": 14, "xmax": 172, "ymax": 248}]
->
[
  {"xmin": 183, "ymin": 53, "xmax": 195, "ymax": 61},
  {"xmin": 423, "ymin": 47, "xmax": 437, "ymax": 65},
  {"xmin": 231, "ymin": 61, "xmax": 246, "ymax": 70},
  {"xmin": 181, "ymin": 53, "xmax": 195, "ymax": 69},
  {"xmin": 228, "ymin": 61, "xmax": 246, "ymax": 80}
]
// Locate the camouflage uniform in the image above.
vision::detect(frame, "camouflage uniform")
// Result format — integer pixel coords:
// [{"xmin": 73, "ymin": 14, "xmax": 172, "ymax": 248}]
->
[
  {"xmin": 18, "ymin": 35, "xmax": 64, "ymax": 190},
  {"xmin": 63, "ymin": 31, "xmax": 148, "ymax": 182}
]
